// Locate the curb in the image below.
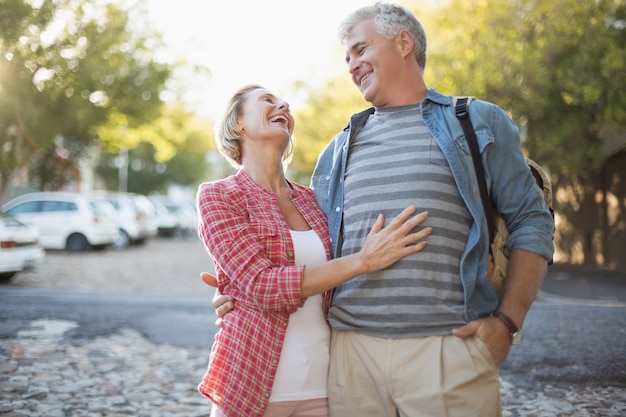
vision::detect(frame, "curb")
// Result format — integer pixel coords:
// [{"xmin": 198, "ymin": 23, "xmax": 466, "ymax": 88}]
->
[{"xmin": 535, "ymin": 290, "xmax": 626, "ymax": 308}]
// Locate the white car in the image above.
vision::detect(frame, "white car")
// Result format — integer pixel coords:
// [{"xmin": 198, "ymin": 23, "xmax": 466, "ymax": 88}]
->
[
  {"xmin": 90, "ymin": 191, "xmax": 157, "ymax": 249},
  {"xmin": 0, "ymin": 211, "xmax": 46, "ymax": 281},
  {"xmin": 2, "ymin": 192, "xmax": 119, "ymax": 252},
  {"xmin": 148, "ymin": 196, "xmax": 198, "ymax": 238}
]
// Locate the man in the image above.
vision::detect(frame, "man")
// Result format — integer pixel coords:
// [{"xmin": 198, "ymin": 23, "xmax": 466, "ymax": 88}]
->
[{"xmin": 209, "ymin": 3, "xmax": 554, "ymax": 416}]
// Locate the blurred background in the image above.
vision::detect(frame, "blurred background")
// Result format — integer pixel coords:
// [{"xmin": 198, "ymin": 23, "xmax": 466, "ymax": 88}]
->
[{"xmin": 1, "ymin": 0, "xmax": 625, "ymax": 271}]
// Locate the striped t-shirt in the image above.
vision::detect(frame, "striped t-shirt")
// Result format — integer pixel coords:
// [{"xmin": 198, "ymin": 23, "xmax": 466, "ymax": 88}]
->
[{"xmin": 328, "ymin": 103, "xmax": 472, "ymax": 337}]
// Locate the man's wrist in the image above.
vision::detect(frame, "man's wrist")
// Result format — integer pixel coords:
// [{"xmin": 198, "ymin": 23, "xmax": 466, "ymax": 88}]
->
[{"xmin": 492, "ymin": 311, "xmax": 523, "ymax": 345}]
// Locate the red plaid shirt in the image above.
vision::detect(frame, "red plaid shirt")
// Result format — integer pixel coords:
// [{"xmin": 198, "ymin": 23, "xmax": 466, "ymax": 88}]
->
[{"xmin": 196, "ymin": 170, "xmax": 332, "ymax": 417}]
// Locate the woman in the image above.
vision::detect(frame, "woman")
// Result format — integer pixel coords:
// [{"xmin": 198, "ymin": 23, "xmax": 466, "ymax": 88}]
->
[{"xmin": 196, "ymin": 85, "xmax": 431, "ymax": 417}]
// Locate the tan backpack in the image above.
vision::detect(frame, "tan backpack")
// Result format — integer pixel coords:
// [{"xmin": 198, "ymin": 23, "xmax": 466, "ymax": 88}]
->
[{"xmin": 454, "ymin": 97, "xmax": 554, "ymax": 297}]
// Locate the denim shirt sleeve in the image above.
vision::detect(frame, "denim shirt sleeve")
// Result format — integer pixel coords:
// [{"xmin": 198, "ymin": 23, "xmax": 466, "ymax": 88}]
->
[
  {"xmin": 311, "ymin": 140, "xmax": 334, "ymax": 220},
  {"xmin": 463, "ymin": 99, "xmax": 554, "ymax": 260},
  {"xmin": 312, "ymin": 90, "xmax": 554, "ymax": 322},
  {"xmin": 311, "ymin": 108, "xmax": 374, "ymax": 258},
  {"xmin": 426, "ymin": 90, "xmax": 554, "ymax": 320},
  {"xmin": 311, "ymin": 130, "xmax": 347, "ymax": 257}
]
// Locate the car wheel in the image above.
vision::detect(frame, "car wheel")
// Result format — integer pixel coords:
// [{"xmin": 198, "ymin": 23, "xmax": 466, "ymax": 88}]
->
[
  {"xmin": 66, "ymin": 234, "xmax": 89, "ymax": 252},
  {"xmin": 0, "ymin": 272, "xmax": 16, "ymax": 282},
  {"xmin": 113, "ymin": 229, "xmax": 131, "ymax": 249}
]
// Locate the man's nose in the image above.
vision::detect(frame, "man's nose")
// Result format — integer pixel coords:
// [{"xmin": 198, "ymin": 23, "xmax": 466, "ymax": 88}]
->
[{"xmin": 348, "ymin": 59, "xmax": 358, "ymax": 75}]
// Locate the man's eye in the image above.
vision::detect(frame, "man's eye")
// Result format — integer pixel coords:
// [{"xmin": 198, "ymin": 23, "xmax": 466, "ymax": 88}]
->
[{"xmin": 358, "ymin": 47, "xmax": 366, "ymax": 55}]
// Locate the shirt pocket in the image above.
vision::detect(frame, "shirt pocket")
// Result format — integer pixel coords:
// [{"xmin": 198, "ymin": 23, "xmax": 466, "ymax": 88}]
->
[
  {"xmin": 248, "ymin": 220, "xmax": 279, "ymax": 241},
  {"xmin": 456, "ymin": 124, "xmax": 495, "ymax": 156},
  {"xmin": 429, "ymin": 137, "xmax": 452, "ymax": 168},
  {"xmin": 248, "ymin": 221, "xmax": 288, "ymax": 265}
]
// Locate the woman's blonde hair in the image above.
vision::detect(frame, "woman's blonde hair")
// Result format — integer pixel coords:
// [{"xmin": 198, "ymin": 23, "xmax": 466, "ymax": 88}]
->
[{"xmin": 217, "ymin": 84, "xmax": 294, "ymax": 168}]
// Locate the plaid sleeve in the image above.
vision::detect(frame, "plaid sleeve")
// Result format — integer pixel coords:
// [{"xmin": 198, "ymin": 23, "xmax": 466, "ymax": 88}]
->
[{"xmin": 196, "ymin": 180, "xmax": 303, "ymax": 312}]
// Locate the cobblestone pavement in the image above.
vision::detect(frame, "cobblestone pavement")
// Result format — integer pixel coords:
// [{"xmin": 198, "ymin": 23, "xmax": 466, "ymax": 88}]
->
[{"xmin": 1, "ymin": 237, "xmax": 625, "ymax": 416}]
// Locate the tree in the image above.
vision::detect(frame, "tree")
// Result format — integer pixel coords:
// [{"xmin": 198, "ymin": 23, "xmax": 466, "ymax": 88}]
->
[
  {"xmin": 286, "ymin": 0, "xmax": 440, "ymax": 184},
  {"xmin": 289, "ymin": 76, "xmax": 366, "ymax": 184},
  {"xmin": 426, "ymin": 0, "xmax": 626, "ymax": 178},
  {"xmin": 421, "ymin": 0, "xmax": 626, "ymax": 267},
  {"xmin": 287, "ymin": 0, "xmax": 625, "ymax": 267},
  {"xmin": 0, "ymin": 0, "xmax": 172, "ymax": 202},
  {"xmin": 95, "ymin": 105, "xmax": 214, "ymax": 194}
]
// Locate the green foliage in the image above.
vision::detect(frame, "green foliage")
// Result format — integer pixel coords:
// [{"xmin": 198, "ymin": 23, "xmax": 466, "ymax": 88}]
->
[
  {"xmin": 288, "ymin": 77, "xmax": 367, "ymax": 184},
  {"xmin": 285, "ymin": 1, "xmax": 440, "ymax": 184},
  {"xmin": 96, "ymin": 108, "xmax": 214, "ymax": 194},
  {"xmin": 427, "ymin": 0, "xmax": 626, "ymax": 178},
  {"xmin": 5, "ymin": 0, "xmax": 621, "ymax": 199},
  {"xmin": 0, "ymin": 0, "xmax": 173, "ymax": 201},
  {"xmin": 98, "ymin": 104, "xmax": 193, "ymax": 162}
]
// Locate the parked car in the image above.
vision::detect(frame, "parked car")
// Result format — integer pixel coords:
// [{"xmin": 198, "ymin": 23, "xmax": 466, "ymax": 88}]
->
[
  {"xmin": 148, "ymin": 196, "xmax": 198, "ymax": 238},
  {"xmin": 176, "ymin": 201, "xmax": 199, "ymax": 237},
  {"xmin": 90, "ymin": 191, "xmax": 157, "ymax": 249},
  {"xmin": 0, "ymin": 211, "xmax": 46, "ymax": 281},
  {"xmin": 2, "ymin": 192, "xmax": 118, "ymax": 252}
]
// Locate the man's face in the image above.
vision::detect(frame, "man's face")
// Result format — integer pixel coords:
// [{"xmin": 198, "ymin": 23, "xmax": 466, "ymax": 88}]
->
[{"xmin": 344, "ymin": 18, "xmax": 405, "ymax": 108}]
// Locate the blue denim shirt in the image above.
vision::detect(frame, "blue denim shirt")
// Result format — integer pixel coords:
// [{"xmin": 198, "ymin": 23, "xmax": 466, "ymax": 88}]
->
[{"xmin": 311, "ymin": 88, "xmax": 554, "ymax": 322}]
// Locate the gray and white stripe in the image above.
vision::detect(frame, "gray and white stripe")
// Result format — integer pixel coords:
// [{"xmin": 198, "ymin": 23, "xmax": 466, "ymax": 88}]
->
[{"xmin": 329, "ymin": 104, "xmax": 472, "ymax": 338}]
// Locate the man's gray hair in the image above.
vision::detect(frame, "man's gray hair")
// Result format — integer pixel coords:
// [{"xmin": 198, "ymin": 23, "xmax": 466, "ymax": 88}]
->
[{"xmin": 339, "ymin": 2, "xmax": 427, "ymax": 68}]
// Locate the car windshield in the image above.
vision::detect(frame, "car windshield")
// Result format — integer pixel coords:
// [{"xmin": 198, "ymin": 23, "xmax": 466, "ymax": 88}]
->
[
  {"xmin": 90, "ymin": 200, "xmax": 116, "ymax": 217},
  {"xmin": 0, "ymin": 211, "xmax": 26, "ymax": 227},
  {"xmin": 133, "ymin": 197, "xmax": 155, "ymax": 215}
]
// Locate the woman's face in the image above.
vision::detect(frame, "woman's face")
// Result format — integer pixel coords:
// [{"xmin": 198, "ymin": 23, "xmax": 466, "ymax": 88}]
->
[{"xmin": 238, "ymin": 88, "xmax": 295, "ymax": 142}]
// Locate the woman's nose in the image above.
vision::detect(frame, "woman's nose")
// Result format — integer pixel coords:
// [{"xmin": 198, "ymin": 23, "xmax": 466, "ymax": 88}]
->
[{"xmin": 277, "ymin": 99, "xmax": 290, "ymax": 110}]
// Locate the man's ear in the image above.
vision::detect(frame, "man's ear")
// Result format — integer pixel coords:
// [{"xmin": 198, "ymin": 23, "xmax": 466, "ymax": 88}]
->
[{"xmin": 397, "ymin": 29, "xmax": 415, "ymax": 59}]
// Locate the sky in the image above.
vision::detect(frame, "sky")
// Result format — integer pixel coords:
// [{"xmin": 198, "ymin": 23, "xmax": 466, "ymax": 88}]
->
[{"xmin": 145, "ymin": 0, "xmax": 385, "ymax": 119}]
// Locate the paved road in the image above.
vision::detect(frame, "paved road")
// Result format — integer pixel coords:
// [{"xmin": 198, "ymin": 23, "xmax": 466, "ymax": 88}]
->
[
  {"xmin": 5, "ymin": 235, "xmax": 215, "ymax": 296},
  {"xmin": 0, "ymin": 287, "xmax": 216, "ymax": 348},
  {"xmin": 1, "ymin": 236, "xmax": 625, "ymax": 416},
  {"xmin": 501, "ymin": 302, "xmax": 626, "ymax": 388},
  {"xmin": 1, "ymin": 236, "xmax": 219, "ymax": 417}
]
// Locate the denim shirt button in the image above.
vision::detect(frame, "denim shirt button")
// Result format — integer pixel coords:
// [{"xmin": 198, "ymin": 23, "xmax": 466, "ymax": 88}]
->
[
  {"xmin": 335, "ymin": 207, "xmax": 340, "ymax": 212},
  {"xmin": 325, "ymin": 175, "xmax": 330, "ymax": 180}
]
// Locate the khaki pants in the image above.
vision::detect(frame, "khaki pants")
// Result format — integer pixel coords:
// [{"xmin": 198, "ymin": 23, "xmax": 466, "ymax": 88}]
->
[
  {"xmin": 328, "ymin": 331, "xmax": 502, "ymax": 417},
  {"xmin": 211, "ymin": 398, "xmax": 328, "ymax": 417}
]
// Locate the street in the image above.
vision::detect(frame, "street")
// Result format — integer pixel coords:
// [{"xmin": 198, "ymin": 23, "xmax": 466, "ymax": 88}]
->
[
  {"xmin": 1, "ymin": 236, "xmax": 625, "ymax": 416},
  {"xmin": 502, "ymin": 303, "xmax": 625, "ymax": 388},
  {"xmin": 0, "ymin": 288, "xmax": 216, "ymax": 348}
]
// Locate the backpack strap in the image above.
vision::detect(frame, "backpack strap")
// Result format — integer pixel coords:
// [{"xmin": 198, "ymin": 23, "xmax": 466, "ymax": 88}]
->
[{"xmin": 454, "ymin": 97, "xmax": 495, "ymax": 244}]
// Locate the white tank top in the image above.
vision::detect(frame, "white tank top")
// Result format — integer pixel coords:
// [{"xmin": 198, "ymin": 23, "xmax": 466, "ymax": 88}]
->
[{"xmin": 268, "ymin": 229, "xmax": 330, "ymax": 402}]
